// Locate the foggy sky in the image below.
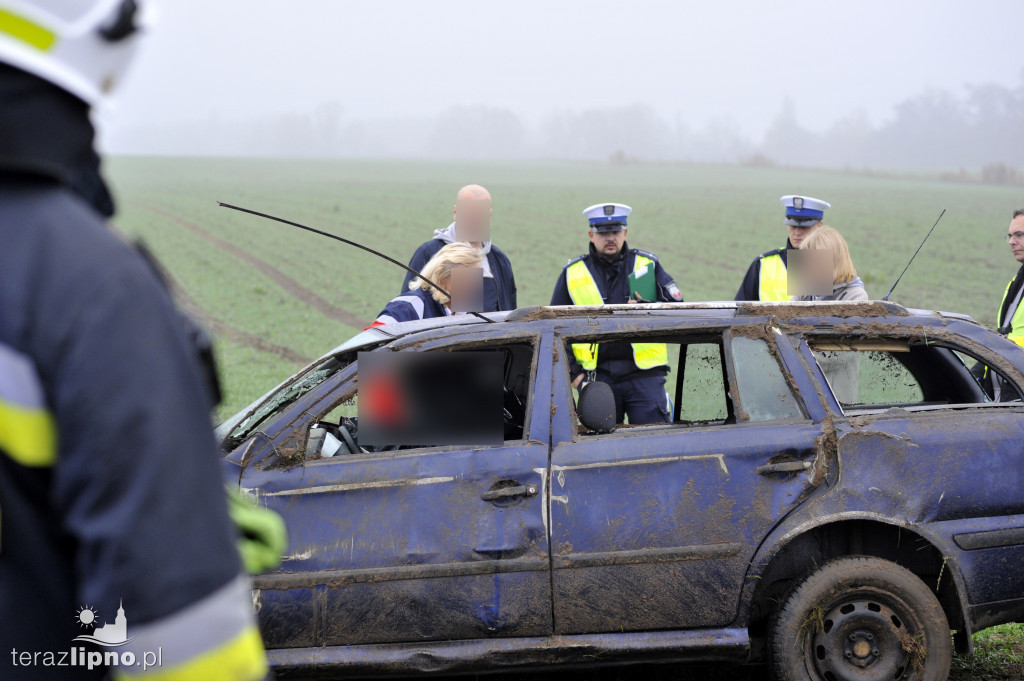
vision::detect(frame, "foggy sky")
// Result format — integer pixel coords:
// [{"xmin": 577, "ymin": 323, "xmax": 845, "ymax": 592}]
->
[{"xmin": 99, "ymin": 0, "xmax": 1024, "ymax": 162}]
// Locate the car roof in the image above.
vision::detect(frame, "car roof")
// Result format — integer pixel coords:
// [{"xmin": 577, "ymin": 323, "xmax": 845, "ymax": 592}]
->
[{"xmin": 336, "ymin": 300, "xmax": 973, "ymax": 343}]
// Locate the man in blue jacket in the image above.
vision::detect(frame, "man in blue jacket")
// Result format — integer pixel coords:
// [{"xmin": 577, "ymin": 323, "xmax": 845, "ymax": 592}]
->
[
  {"xmin": 401, "ymin": 184, "xmax": 517, "ymax": 312},
  {"xmin": 0, "ymin": 2, "xmax": 269, "ymax": 679}
]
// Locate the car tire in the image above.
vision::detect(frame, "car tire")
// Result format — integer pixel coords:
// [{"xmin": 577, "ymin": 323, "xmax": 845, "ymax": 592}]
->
[{"xmin": 768, "ymin": 555, "xmax": 951, "ymax": 681}]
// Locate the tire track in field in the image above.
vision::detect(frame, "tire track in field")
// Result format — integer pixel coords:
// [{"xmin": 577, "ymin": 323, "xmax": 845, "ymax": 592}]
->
[
  {"xmin": 131, "ymin": 202, "xmax": 368, "ymax": 330},
  {"xmin": 108, "ymin": 222, "xmax": 312, "ymax": 366}
]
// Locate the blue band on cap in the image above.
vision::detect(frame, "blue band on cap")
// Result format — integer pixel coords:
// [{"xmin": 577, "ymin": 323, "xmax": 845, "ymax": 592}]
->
[
  {"xmin": 785, "ymin": 207, "xmax": 824, "ymax": 220},
  {"xmin": 589, "ymin": 216, "xmax": 628, "ymax": 226}
]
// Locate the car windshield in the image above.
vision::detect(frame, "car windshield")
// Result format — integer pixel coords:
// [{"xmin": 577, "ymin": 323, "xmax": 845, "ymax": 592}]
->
[{"xmin": 224, "ymin": 356, "xmax": 346, "ymax": 448}]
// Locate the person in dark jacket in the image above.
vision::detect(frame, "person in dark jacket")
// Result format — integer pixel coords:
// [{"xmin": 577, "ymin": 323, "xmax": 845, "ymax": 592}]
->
[
  {"xmin": 401, "ymin": 184, "xmax": 517, "ymax": 312},
  {"xmin": 0, "ymin": 3, "xmax": 268, "ymax": 679},
  {"xmin": 551, "ymin": 203, "xmax": 683, "ymax": 425},
  {"xmin": 371, "ymin": 242, "xmax": 484, "ymax": 326}
]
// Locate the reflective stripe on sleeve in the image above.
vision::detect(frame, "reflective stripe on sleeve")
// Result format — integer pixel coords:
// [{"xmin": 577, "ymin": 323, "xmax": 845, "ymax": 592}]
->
[
  {"xmin": 115, "ymin": 573, "xmax": 267, "ymax": 681},
  {"xmin": 0, "ymin": 343, "xmax": 57, "ymax": 466}
]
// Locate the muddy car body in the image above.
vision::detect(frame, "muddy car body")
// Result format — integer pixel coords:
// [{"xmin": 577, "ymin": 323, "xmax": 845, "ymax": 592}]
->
[{"xmin": 220, "ymin": 301, "xmax": 1024, "ymax": 680}]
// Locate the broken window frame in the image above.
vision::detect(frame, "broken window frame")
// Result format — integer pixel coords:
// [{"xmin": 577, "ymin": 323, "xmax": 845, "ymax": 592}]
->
[
  {"xmin": 300, "ymin": 335, "xmax": 542, "ymax": 461},
  {"xmin": 796, "ymin": 330, "xmax": 1024, "ymax": 416}
]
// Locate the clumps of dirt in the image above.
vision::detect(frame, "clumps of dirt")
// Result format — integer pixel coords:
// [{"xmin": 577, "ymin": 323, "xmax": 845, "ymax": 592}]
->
[
  {"xmin": 738, "ymin": 301, "xmax": 908, "ymax": 320},
  {"xmin": 810, "ymin": 417, "xmax": 838, "ymax": 486},
  {"xmin": 900, "ymin": 631, "xmax": 928, "ymax": 671}
]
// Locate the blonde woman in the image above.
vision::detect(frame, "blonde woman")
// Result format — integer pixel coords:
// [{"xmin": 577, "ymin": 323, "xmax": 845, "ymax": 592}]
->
[
  {"xmin": 797, "ymin": 226, "xmax": 867, "ymax": 404},
  {"xmin": 797, "ymin": 226, "xmax": 868, "ymax": 301},
  {"xmin": 368, "ymin": 242, "xmax": 484, "ymax": 327}
]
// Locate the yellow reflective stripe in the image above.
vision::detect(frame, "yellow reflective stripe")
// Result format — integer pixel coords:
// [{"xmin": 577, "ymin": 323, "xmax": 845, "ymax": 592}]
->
[
  {"xmin": 998, "ymin": 276, "xmax": 1024, "ymax": 345},
  {"xmin": 0, "ymin": 399, "xmax": 56, "ymax": 467},
  {"xmin": 566, "ymin": 260, "xmax": 603, "ymax": 370},
  {"xmin": 565, "ymin": 260, "xmax": 604, "ymax": 305},
  {"xmin": 115, "ymin": 625, "xmax": 266, "ymax": 681},
  {"xmin": 758, "ymin": 252, "xmax": 789, "ymax": 301},
  {"xmin": 0, "ymin": 8, "xmax": 56, "ymax": 51},
  {"xmin": 633, "ymin": 343, "xmax": 668, "ymax": 369}
]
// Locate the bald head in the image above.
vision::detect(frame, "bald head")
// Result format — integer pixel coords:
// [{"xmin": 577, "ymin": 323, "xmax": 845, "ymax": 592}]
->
[
  {"xmin": 456, "ymin": 184, "xmax": 491, "ymax": 201},
  {"xmin": 452, "ymin": 185, "xmax": 492, "ymax": 245}
]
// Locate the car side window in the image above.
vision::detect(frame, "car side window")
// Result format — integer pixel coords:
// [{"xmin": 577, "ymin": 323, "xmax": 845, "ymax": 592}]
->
[
  {"xmin": 851, "ymin": 351, "xmax": 923, "ymax": 407},
  {"xmin": 728, "ymin": 336, "xmax": 804, "ymax": 422},
  {"xmin": 677, "ymin": 343, "xmax": 729, "ymax": 424},
  {"xmin": 307, "ymin": 342, "xmax": 535, "ymax": 458},
  {"xmin": 805, "ymin": 337, "xmax": 1014, "ymax": 414}
]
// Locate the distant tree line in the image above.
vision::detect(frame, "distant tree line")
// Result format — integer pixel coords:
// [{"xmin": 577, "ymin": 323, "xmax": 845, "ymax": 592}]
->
[{"xmin": 113, "ymin": 72, "xmax": 1024, "ymax": 178}]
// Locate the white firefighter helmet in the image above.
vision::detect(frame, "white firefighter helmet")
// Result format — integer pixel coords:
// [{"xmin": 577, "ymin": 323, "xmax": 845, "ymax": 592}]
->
[{"xmin": 0, "ymin": 0, "xmax": 147, "ymax": 105}]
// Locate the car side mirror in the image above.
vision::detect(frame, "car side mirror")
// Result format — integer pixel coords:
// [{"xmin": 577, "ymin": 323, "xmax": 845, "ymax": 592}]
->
[{"xmin": 577, "ymin": 381, "xmax": 616, "ymax": 433}]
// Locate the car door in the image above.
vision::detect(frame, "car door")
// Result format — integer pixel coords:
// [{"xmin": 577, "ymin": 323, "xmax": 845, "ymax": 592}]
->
[
  {"xmin": 794, "ymin": 325, "xmax": 1024, "ymax": 612},
  {"xmin": 548, "ymin": 321, "xmax": 829, "ymax": 634},
  {"xmin": 240, "ymin": 329, "xmax": 553, "ymax": 648}
]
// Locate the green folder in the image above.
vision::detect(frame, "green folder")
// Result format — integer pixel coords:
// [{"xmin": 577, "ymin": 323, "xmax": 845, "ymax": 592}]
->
[{"xmin": 628, "ymin": 264, "xmax": 657, "ymax": 302}]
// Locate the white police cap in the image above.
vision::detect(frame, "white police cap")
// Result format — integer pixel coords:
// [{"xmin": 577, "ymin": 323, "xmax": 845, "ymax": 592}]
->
[
  {"xmin": 583, "ymin": 203, "xmax": 632, "ymax": 232},
  {"xmin": 781, "ymin": 195, "xmax": 830, "ymax": 227}
]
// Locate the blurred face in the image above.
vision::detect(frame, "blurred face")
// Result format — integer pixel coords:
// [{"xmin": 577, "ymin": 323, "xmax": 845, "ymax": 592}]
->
[
  {"xmin": 444, "ymin": 261, "xmax": 484, "ymax": 311},
  {"xmin": 788, "ymin": 221, "xmax": 821, "ymax": 248},
  {"xmin": 453, "ymin": 199, "xmax": 492, "ymax": 245},
  {"xmin": 1008, "ymin": 216, "xmax": 1024, "ymax": 263},
  {"xmin": 589, "ymin": 227, "xmax": 627, "ymax": 256}
]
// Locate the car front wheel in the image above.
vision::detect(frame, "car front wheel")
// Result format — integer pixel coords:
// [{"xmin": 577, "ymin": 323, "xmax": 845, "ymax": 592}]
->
[{"xmin": 769, "ymin": 555, "xmax": 951, "ymax": 681}]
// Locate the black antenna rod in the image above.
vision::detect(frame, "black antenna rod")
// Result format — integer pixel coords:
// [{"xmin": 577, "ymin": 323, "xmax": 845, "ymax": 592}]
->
[
  {"xmin": 883, "ymin": 209, "xmax": 946, "ymax": 301},
  {"xmin": 218, "ymin": 201, "xmax": 495, "ymax": 323}
]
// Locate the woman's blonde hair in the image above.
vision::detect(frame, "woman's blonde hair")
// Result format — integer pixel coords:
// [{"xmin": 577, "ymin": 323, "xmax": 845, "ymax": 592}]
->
[
  {"xmin": 800, "ymin": 226, "xmax": 858, "ymax": 285},
  {"xmin": 409, "ymin": 241, "xmax": 484, "ymax": 303}
]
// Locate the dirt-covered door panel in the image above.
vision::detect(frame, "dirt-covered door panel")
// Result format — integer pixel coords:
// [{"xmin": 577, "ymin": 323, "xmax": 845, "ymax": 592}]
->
[
  {"xmin": 548, "ymin": 326, "xmax": 826, "ymax": 634},
  {"xmin": 800, "ymin": 333, "xmax": 1024, "ymax": 608},
  {"xmin": 242, "ymin": 334, "xmax": 553, "ymax": 648}
]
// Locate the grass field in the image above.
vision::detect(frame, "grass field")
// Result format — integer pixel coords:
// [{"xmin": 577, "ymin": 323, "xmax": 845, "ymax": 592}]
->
[
  {"xmin": 105, "ymin": 157, "xmax": 1022, "ymax": 420},
  {"xmin": 105, "ymin": 156, "xmax": 1023, "ymax": 677}
]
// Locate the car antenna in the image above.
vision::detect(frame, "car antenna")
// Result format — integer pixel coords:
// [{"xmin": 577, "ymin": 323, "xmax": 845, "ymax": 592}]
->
[
  {"xmin": 217, "ymin": 201, "xmax": 496, "ymax": 323},
  {"xmin": 882, "ymin": 209, "xmax": 946, "ymax": 302}
]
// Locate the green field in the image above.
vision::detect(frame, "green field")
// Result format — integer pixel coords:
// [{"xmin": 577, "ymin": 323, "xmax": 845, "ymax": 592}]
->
[
  {"xmin": 106, "ymin": 157, "xmax": 1021, "ymax": 421},
  {"xmin": 105, "ymin": 156, "xmax": 1023, "ymax": 677}
]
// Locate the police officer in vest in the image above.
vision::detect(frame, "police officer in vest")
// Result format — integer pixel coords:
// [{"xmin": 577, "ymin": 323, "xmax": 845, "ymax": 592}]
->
[
  {"xmin": 551, "ymin": 203, "xmax": 684, "ymax": 424},
  {"xmin": 736, "ymin": 195, "xmax": 831, "ymax": 301},
  {"xmin": 998, "ymin": 209, "xmax": 1024, "ymax": 347},
  {"xmin": 977, "ymin": 209, "xmax": 1024, "ymax": 400}
]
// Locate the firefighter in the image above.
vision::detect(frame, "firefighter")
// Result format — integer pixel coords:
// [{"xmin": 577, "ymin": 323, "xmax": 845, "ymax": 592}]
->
[
  {"xmin": 550, "ymin": 203, "xmax": 683, "ymax": 425},
  {"xmin": 736, "ymin": 195, "xmax": 831, "ymax": 301},
  {"xmin": 0, "ymin": 2, "xmax": 275, "ymax": 679}
]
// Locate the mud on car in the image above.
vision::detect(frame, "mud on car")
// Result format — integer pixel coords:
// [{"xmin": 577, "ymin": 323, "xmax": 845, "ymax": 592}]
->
[{"xmin": 218, "ymin": 301, "xmax": 1024, "ymax": 681}]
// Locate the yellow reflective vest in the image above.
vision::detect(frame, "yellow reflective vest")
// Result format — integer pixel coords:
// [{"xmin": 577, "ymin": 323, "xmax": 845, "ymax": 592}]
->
[
  {"xmin": 998, "ymin": 273, "xmax": 1024, "ymax": 347},
  {"xmin": 758, "ymin": 251, "xmax": 789, "ymax": 302},
  {"xmin": 565, "ymin": 256, "xmax": 669, "ymax": 371}
]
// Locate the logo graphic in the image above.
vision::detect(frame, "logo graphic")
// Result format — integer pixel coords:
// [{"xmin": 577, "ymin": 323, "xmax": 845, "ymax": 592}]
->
[{"xmin": 73, "ymin": 600, "xmax": 132, "ymax": 646}]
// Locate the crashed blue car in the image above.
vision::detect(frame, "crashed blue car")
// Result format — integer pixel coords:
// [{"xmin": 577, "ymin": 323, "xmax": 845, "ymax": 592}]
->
[{"xmin": 218, "ymin": 301, "xmax": 1024, "ymax": 681}]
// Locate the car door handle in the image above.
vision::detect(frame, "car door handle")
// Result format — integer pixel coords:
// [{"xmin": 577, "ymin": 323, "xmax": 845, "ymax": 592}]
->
[
  {"xmin": 480, "ymin": 484, "xmax": 538, "ymax": 502},
  {"xmin": 756, "ymin": 460, "xmax": 812, "ymax": 475}
]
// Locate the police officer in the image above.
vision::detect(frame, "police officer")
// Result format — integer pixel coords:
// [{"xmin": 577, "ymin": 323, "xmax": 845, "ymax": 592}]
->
[
  {"xmin": 999, "ymin": 209, "xmax": 1024, "ymax": 346},
  {"xmin": 736, "ymin": 195, "xmax": 831, "ymax": 301},
  {"xmin": 551, "ymin": 203, "xmax": 684, "ymax": 425},
  {"xmin": 0, "ymin": 2, "xmax": 272, "ymax": 679}
]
